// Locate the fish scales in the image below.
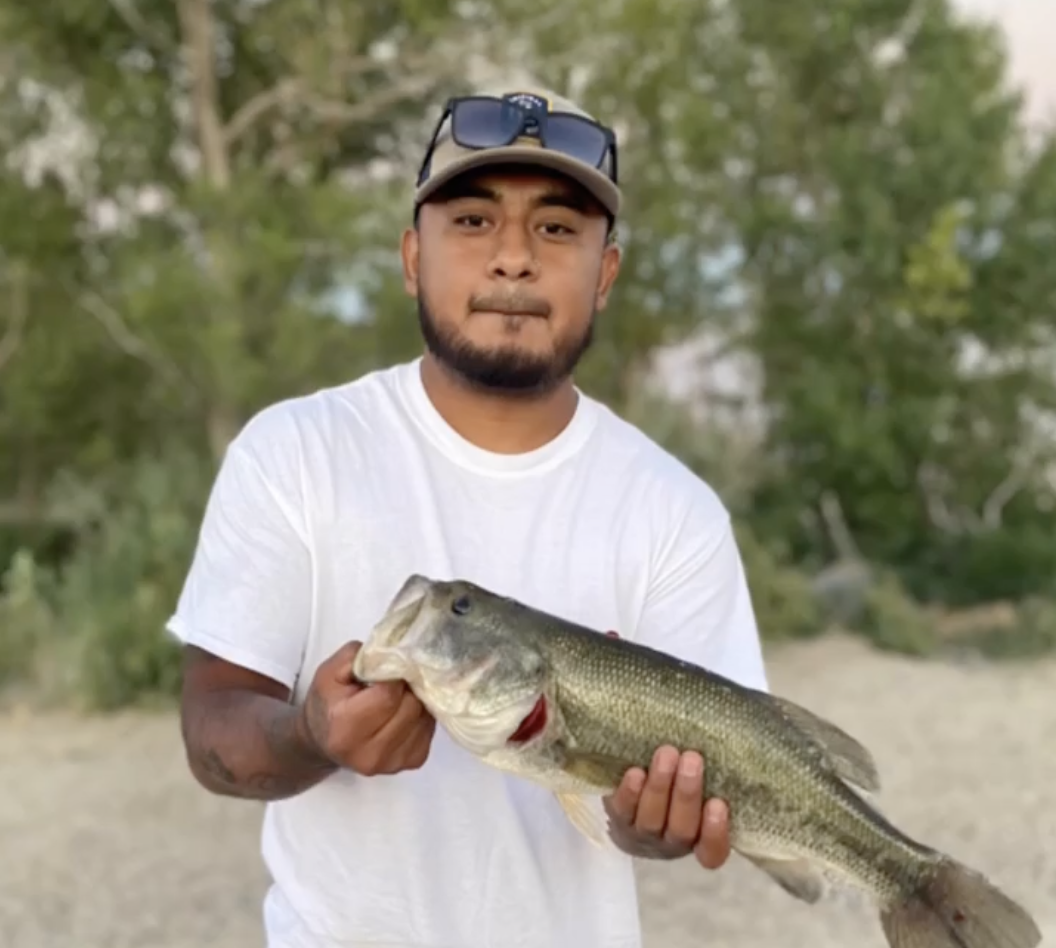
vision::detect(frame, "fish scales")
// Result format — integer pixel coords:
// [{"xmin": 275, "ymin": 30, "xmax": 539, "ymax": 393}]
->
[{"xmin": 521, "ymin": 620, "xmax": 932, "ymax": 902}]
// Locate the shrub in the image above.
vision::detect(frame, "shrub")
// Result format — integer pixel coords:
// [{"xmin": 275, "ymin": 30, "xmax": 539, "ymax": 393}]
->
[
  {"xmin": 959, "ymin": 597, "xmax": 1056, "ymax": 661},
  {"xmin": 0, "ymin": 549, "xmax": 60, "ymax": 697},
  {"xmin": 0, "ymin": 447, "xmax": 211, "ymax": 711},
  {"xmin": 734, "ymin": 523, "xmax": 825, "ymax": 642},
  {"xmin": 858, "ymin": 571, "xmax": 941, "ymax": 657}
]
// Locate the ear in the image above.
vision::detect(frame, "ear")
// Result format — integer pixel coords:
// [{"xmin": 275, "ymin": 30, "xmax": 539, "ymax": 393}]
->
[
  {"xmin": 594, "ymin": 240, "xmax": 622, "ymax": 311},
  {"xmin": 401, "ymin": 226, "xmax": 420, "ymax": 298}
]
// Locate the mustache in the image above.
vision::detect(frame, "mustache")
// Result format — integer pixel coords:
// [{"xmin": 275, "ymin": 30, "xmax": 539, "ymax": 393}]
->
[{"xmin": 468, "ymin": 293, "xmax": 551, "ymax": 318}]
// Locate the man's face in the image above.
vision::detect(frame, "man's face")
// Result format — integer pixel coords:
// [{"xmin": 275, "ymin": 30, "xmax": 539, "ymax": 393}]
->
[{"xmin": 401, "ymin": 167, "xmax": 622, "ymax": 396}]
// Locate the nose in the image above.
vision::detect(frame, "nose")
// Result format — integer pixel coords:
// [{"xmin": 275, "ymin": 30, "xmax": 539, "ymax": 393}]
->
[{"xmin": 487, "ymin": 223, "xmax": 539, "ymax": 281}]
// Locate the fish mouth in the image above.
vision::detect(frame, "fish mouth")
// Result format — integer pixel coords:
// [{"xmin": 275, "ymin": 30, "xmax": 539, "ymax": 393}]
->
[
  {"xmin": 386, "ymin": 573, "xmax": 433, "ymax": 617},
  {"xmin": 352, "ymin": 574, "xmax": 435, "ymax": 682}
]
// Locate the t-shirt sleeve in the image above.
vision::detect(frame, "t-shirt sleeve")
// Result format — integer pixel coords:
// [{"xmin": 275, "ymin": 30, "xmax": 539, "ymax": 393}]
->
[
  {"xmin": 166, "ymin": 410, "xmax": 312, "ymax": 690},
  {"xmin": 635, "ymin": 502, "xmax": 769, "ymax": 694}
]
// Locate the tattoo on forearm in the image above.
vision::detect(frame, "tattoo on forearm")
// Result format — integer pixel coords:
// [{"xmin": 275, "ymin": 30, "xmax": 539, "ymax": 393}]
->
[
  {"xmin": 200, "ymin": 748, "xmax": 237, "ymax": 785},
  {"xmin": 188, "ymin": 691, "xmax": 336, "ymax": 802},
  {"xmin": 195, "ymin": 744, "xmax": 328, "ymax": 800}
]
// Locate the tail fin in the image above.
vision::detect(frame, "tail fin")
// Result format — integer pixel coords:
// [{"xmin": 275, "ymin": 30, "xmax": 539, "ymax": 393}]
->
[{"xmin": 880, "ymin": 858, "xmax": 1041, "ymax": 948}]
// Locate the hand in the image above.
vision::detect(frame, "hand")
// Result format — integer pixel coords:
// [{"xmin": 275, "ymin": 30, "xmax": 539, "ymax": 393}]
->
[
  {"xmin": 603, "ymin": 746, "xmax": 732, "ymax": 869},
  {"xmin": 297, "ymin": 640, "xmax": 436, "ymax": 777},
  {"xmin": 599, "ymin": 631, "xmax": 730, "ymax": 869}
]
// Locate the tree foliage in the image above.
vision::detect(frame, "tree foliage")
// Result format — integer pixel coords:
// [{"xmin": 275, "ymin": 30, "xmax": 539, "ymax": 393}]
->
[{"xmin": 1, "ymin": 0, "xmax": 1054, "ymax": 709}]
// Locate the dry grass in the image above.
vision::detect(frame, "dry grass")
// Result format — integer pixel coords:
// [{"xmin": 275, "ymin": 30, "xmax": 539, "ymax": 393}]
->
[{"xmin": 2, "ymin": 633, "xmax": 1053, "ymax": 948}]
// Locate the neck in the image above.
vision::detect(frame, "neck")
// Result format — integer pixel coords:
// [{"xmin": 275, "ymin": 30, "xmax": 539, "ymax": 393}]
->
[{"xmin": 419, "ymin": 353, "xmax": 580, "ymax": 455}]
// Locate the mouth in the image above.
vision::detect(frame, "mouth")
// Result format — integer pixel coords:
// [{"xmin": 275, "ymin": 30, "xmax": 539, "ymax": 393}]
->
[
  {"xmin": 387, "ymin": 574, "xmax": 433, "ymax": 616},
  {"xmin": 474, "ymin": 309, "xmax": 548, "ymax": 322},
  {"xmin": 469, "ymin": 297, "xmax": 551, "ymax": 320},
  {"xmin": 353, "ymin": 575, "xmax": 435, "ymax": 682}
]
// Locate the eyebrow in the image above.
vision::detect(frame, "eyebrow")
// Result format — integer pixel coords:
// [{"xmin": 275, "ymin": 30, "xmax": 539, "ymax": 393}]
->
[{"xmin": 435, "ymin": 181, "xmax": 598, "ymax": 216}]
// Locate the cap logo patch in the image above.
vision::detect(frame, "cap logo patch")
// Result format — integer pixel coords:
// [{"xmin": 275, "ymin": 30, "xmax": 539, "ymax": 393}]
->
[{"xmin": 504, "ymin": 91, "xmax": 550, "ymax": 112}]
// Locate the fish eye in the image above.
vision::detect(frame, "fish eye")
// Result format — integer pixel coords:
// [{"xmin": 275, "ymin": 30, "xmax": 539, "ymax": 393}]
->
[{"xmin": 451, "ymin": 595, "xmax": 472, "ymax": 616}]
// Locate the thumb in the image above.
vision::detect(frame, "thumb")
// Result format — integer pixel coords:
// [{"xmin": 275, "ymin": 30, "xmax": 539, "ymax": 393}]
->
[{"xmin": 331, "ymin": 640, "xmax": 366, "ymax": 687}]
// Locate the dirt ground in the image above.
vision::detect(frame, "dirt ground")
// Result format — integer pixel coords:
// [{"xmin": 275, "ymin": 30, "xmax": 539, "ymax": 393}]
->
[{"xmin": 2, "ymin": 633, "xmax": 1054, "ymax": 948}]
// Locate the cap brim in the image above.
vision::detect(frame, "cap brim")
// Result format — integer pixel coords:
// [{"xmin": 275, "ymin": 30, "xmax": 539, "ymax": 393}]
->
[{"xmin": 414, "ymin": 145, "xmax": 621, "ymax": 218}]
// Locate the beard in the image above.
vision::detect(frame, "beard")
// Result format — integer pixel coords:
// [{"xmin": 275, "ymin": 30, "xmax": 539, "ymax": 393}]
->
[{"xmin": 416, "ymin": 293, "xmax": 595, "ymax": 397}]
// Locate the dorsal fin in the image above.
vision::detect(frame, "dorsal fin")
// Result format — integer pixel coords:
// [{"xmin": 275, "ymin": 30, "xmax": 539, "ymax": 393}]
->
[{"xmin": 767, "ymin": 694, "xmax": 881, "ymax": 793}]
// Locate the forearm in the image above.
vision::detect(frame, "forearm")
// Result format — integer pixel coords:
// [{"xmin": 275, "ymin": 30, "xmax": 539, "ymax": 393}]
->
[{"xmin": 182, "ymin": 688, "xmax": 337, "ymax": 801}]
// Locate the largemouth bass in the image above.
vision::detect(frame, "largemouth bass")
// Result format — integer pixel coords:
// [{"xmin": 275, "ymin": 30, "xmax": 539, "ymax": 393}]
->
[{"xmin": 352, "ymin": 574, "xmax": 1042, "ymax": 948}]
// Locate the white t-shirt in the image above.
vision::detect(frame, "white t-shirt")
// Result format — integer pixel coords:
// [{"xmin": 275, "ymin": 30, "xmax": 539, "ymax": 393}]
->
[{"xmin": 167, "ymin": 357, "xmax": 769, "ymax": 948}]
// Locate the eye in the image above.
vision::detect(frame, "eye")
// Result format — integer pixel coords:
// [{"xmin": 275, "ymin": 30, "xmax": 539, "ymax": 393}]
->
[{"xmin": 451, "ymin": 595, "xmax": 472, "ymax": 616}]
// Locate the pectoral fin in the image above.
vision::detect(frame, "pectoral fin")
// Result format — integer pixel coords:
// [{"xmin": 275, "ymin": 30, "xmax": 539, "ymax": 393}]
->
[
  {"xmin": 741, "ymin": 853, "xmax": 826, "ymax": 904},
  {"xmin": 561, "ymin": 750, "xmax": 633, "ymax": 789},
  {"xmin": 555, "ymin": 792, "xmax": 616, "ymax": 850}
]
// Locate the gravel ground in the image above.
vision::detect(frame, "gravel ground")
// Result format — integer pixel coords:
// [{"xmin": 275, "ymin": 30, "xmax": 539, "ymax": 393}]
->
[{"xmin": 2, "ymin": 633, "xmax": 1054, "ymax": 948}]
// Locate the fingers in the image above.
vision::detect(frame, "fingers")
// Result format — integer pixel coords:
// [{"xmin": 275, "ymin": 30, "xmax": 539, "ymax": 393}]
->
[
  {"xmin": 303, "ymin": 641, "xmax": 438, "ymax": 777},
  {"xmin": 335, "ymin": 675, "xmax": 401, "ymax": 734},
  {"xmin": 605, "ymin": 745, "xmax": 733, "ymax": 870},
  {"xmin": 606, "ymin": 766, "xmax": 646, "ymax": 825},
  {"xmin": 345, "ymin": 680, "xmax": 418, "ymax": 744},
  {"xmin": 633, "ymin": 746, "xmax": 680, "ymax": 835},
  {"xmin": 694, "ymin": 798, "xmax": 732, "ymax": 869},
  {"xmin": 364, "ymin": 684, "xmax": 429, "ymax": 749},
  {"xmin": 387, "ymin": 710, "xmax": 437, "ymax": 772},
  {"xmin": 663, "ymin": 751, "xmax": 705, "ymax": 848},
  {"xmin": 338, "ymin": 682, "xmax": 435, "ymax": 775}
]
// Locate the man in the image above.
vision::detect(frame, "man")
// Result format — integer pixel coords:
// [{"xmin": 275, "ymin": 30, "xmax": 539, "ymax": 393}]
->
[{"xmin": 171, "ymin": 86, "xmax": 769, "ymax": 948}]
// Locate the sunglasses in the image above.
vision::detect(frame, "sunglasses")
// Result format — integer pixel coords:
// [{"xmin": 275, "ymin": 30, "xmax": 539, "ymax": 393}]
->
[{"xmin": 416, "ymin": 95, "xmax": 619, "ymax": 187}]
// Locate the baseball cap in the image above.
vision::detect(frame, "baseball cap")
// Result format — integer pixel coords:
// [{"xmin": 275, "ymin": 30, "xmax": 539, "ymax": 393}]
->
[{"xmin": 413, "ymin": 87, "xmax": 622, "ymax": 219}]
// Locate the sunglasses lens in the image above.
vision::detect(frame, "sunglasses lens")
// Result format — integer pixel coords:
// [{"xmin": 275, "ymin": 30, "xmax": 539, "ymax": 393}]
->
[
  {"xmin": 544, "ymin": 115, "xmax": 611, "ymax": 169},
  {"xmin": 451, "ymin": 99, "xmax": 524, "ymax": 148},
  {"xmin": 442, "ymin": 97, "xmax": 615, "ymax": 180}
]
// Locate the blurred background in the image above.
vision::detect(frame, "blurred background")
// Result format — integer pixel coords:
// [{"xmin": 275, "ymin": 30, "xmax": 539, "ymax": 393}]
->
[{"xmin": 1, "ymin": 1, "xmax": 1054, "ymax": 946}]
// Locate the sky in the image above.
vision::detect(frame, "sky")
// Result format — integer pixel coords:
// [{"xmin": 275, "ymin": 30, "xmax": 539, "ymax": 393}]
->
[{"xmin": 954, "ymin": 0, "xmax": 1056, "ymax": 126}]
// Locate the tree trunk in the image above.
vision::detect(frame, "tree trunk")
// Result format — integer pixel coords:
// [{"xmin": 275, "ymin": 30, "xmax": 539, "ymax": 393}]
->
[
  {"xmin": 178, "ymin": 0, "xmax": 241, "ymax": 461},
  {"xmin": 177, "ymin": 0, "xmax": 231, "ymax": 190}
]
